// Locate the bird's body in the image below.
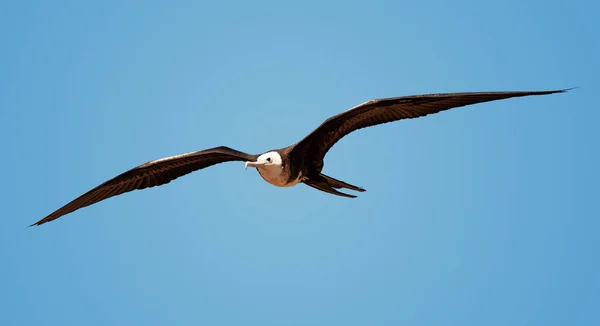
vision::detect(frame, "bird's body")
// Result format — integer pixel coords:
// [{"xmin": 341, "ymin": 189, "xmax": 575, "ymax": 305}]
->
[
  {"xmin": 254, "ymin": 151, "xmax": 299, "ymax": 187},
  {"xmin": 32, "ymin": 89, "xmax": 571, "ymax": 226}
]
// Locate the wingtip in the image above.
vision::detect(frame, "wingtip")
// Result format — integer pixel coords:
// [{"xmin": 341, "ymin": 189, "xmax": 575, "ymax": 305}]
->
[
  {"xmin": 529, "ymin": 88, "xmax": 576, "ymax": 97},
  {"xmin": 555, "ymin": 87, "xmax": 577, "ymax": 93},
  {"xmin": 28, "ymin": 219, "xmax": 45, "ymax": 227}
]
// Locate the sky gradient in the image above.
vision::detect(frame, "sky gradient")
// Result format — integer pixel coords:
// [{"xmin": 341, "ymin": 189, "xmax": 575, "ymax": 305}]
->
[{"xmin": 1, "ymin": 1, "xmax": 598, "ymax": 325}]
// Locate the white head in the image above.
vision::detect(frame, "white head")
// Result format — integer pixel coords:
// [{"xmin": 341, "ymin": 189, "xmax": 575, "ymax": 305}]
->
[{"xmin": 245, "ymin": 151, "xmax": 283, "ymax": 169}]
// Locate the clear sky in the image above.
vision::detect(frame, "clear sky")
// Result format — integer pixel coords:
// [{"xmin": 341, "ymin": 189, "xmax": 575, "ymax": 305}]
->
[{"xmin": 1, "ymin": 1, "xmax": 597, "ymax": 325}]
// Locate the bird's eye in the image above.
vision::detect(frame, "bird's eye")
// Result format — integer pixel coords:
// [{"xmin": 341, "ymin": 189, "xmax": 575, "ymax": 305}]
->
[{"xmin": 266, "ymin": 157, "xmax": 271, "ymax": 162}]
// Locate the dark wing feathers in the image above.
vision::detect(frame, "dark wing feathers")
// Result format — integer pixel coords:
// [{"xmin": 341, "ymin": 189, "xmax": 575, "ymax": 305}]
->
[
  {"xmin": 31, "ymin": 146, "xmax": 256, "ymax": 226},
  {"xmin": 291, "ymin": 89, "xmax": 569, "ymax": 171},
  {"xmin": 33, "ymin": 89, "xmax": 570, "ymax": 226}
]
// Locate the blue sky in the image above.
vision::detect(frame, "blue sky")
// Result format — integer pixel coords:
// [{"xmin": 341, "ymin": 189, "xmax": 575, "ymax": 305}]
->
[{"xmin": 1, "ymin": 0, "xmax": 598, "ymax": 325}]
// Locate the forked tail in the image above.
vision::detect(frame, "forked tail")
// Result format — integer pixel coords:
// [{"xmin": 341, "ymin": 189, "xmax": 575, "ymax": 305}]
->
[{"xmin": 303, "ymin": 173, "xmax": 366, "ymax": 198}]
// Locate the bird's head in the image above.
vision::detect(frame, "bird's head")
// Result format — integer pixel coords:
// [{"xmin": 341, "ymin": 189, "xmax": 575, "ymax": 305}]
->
[{"xmin": 245, "ymin": 151, "xmax": 283, "ymax": 169}]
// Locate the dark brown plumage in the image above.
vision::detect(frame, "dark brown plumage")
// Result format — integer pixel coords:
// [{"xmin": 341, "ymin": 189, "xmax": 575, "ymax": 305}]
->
[
  {"xmin": 32, "ymin": 89, "xmax": 570, "ymax": 226},
  {"xmin": 31, "ymin": 147, "xmax": 257, "ymax": 226},
  {"xmin": 288, "ymin": 90, "xmax": 568, "ymax": 174}
]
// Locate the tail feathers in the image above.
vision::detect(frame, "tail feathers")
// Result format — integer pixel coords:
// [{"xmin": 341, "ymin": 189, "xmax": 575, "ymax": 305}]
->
[
  {"xmin": 304, "ymin": 180, "xmax": 357, "ymax": 198},
  {"xmin": 303, "ymin": 173, "xmax": 366, "ymax": 198},
  {"xmin": 320, "ymin": 174, "xmax": 366, "ymax": 192}
]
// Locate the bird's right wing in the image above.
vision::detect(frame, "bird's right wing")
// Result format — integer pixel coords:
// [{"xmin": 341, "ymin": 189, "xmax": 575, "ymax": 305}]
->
[{"xmin": 32, "ymin": 146, "xmax": 257, "ymax": 226}]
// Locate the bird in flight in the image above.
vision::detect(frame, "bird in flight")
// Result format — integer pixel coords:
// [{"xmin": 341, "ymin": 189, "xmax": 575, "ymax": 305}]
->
[{"xmin": 31, "ymin": 89, "xmax": 570, "ymax": 226}]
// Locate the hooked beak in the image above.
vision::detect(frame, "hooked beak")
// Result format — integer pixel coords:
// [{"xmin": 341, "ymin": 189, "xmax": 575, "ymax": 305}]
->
[{"xmin": 245, "ymin": 161, "xmax": 265, "ymax": 169}]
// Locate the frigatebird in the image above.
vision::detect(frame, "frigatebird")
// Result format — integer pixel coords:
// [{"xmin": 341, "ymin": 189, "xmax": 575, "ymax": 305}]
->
[{"xmin": 31, "ymin": 89, "xmax": 569, "ymax": 226}]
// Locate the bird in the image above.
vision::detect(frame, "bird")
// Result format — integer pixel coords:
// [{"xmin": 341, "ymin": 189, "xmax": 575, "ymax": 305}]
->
[{"xmin": 31, "ymin": 89, "xmax": 570, "ymax": 226}]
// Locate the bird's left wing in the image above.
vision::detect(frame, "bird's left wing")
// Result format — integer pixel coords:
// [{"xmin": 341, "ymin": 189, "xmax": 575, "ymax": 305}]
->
[
  {"xmin": 31, "ymin": 146, "xmax": 257, "ymax": 226},
  {"xmin": 289, "ymin": 89, "xmax": 570, "ymax": 172}
]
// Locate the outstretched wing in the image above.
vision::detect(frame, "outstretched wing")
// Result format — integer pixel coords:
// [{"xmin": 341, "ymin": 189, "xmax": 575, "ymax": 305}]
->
[
  {"xmin": 290, "ymin": 89, "xmax": 569, "ymax": 172},
  {"xmin": 32, "ymin": 146, "xmax": 257, "ymax": 226}
]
